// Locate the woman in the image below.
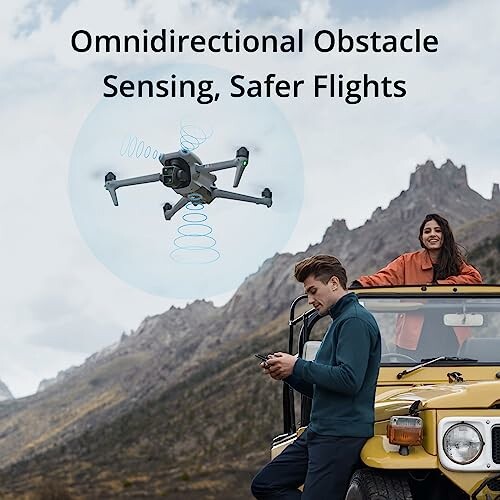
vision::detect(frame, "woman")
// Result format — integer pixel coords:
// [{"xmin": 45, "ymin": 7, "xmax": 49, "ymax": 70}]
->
[
  {"xmin": 354, "ymin": 214, "xmax": 481, "ymax": 287},
  {"xmin": 353, "ymin": 214, "xmax": 482, "ymax": 357}
]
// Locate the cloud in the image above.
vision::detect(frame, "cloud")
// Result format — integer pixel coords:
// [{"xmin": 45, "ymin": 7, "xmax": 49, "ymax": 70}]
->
[
  {"xmin": 235, "ymin": 0, "xmax": 301, "ymax": 21},
  {"xmin": 29, "ymin": 314, "xmax": 121, "ymax": 353},
  {"xmin": 328, "ymin": 0, "xmax": 450, "ymax": 22},
  {"xmin": 22, "ymin": 281, "xmax": 121, "ymax": 352}
]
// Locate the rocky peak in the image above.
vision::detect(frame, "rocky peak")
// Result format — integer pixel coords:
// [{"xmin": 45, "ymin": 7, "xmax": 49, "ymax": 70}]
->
[
  {"xmin": 377, "ymin": 159, "xmax": 498, "ymax": 230},
  {"xmin": 442, "ymin": 160, "xmax": 468, "ymax": 188},
  {"xmin": 0, "ymin": 379, "xmax": 14, "ymax": 402},
  {"xmin": 409, "ymin": 159, "xmax": 468, "ymax": 190},
  {"xmin": 37, "ymin": 366, "xmax": 79, "ymax": 393},
  {"xmin": 322, "ymin": 218, "xmax": 349, "ymax": 243},
  {"xmin": 371, "ymin": 206, "xmax": 383, "ymax": 220},
  {"xmin": 493, "ymin": 183, "xmax": 500, "ymax": 202},
  {"xmin": 409, "ymin": 160, "xmax": 436, "ymax": 188}
]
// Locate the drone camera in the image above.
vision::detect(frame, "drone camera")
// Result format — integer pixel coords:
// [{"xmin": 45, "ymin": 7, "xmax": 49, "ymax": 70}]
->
[
  {"xmin": 160, "ymin": 158, "xmax": 191, "ymax": 189},
  {"xmin": 162, "ymin": 166, "xmax": 189, "ymax": 187}
]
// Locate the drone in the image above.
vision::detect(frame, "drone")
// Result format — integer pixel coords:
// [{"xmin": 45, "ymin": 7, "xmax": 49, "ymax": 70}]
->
[{"xmin": 104, "ymin": 146, "xmax": 272, "ymax": 220}]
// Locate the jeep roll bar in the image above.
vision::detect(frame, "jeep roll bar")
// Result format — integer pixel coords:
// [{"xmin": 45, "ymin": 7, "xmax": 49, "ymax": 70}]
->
[{"xmin": 283, "ymin": 295, "xmax": 321, "ymax": 435}]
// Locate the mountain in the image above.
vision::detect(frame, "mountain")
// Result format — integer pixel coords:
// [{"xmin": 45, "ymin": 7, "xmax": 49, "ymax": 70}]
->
[
  {"xmin": 457, "ymin": 210, "xmax": 500, "ymax": 283},
  {"xmin": 0, "ymin": 380, "xmax": 13, "ymax": 402},
  {"xmin": 0, "ymin": 160, "xmax": 498, "ymax": 499}
]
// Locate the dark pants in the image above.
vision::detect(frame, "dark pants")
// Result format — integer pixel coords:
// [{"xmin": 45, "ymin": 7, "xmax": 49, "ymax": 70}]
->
[{"xmin": 251, "ymin": 429, "xmax": 367, "ymax": 500}]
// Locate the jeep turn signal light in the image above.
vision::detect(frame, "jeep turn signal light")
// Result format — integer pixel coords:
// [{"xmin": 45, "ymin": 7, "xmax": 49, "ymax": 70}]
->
[{"xmin": 387, "ymin": 416, "xmax": 423, "ymax": 446}]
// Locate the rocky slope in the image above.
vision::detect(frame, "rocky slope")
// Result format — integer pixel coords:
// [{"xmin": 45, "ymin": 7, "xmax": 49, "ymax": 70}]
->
[
  {"xmin": 0, "ymin": 380, "xmax": 13, "ymax": 402},
  {"xmin": 0, "ymin": 160, "xmax": 498, "ymax": 499},
  {"xmin": 457, "ymin": 210, "xmax": 500, "ymax": 283}
]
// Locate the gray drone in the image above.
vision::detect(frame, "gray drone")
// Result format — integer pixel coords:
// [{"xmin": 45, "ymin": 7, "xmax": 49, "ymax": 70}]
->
[{"xmin": 104, "ymin": 147, "xmax": 272, "ymax": 220}]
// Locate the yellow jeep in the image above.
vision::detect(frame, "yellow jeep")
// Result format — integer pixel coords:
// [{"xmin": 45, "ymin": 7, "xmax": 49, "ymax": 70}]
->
[{"xmin": 272, "ymin": 285, "xmax": 500, "ymax": 500}]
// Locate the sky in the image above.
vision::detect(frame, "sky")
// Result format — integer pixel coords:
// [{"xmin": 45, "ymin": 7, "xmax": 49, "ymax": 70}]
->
[{"xmin": 1, "ymin": 0, "xmax": 499, "ymax": 397}]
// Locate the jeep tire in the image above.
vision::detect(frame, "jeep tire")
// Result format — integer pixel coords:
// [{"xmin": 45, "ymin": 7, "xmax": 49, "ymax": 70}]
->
[{"xmin": 345, "ymin": 469, "xmax": 412, "ymax": 500}]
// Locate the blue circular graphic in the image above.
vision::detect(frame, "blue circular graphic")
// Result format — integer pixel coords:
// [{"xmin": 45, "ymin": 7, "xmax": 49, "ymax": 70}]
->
[{"xmin": 69, "ymin": 63, "xmax": 303, "ymax": 299}]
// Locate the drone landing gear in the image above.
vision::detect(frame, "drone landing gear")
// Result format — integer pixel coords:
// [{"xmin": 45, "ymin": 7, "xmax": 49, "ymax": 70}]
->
[
  {"xmin": 261, "ymin": 188, "xmax": 272, "ymax": 203},
  {"xmin": 163, "ymin": 198, "xmax": 189, "ymax": 221}
]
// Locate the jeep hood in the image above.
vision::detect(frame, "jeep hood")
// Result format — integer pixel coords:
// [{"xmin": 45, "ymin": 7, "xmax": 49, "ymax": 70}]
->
[{"xmin": 374, "ymin": 381, "xmax": 500, "ymax": 421}]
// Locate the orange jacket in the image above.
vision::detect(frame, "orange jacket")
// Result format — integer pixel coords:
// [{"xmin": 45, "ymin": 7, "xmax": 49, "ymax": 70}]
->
[
  {"xmin": 357, "ymin": 250, "xmax": 482, "ymax": 287},
  {"xmin": 357, "ymin": 250, "xmax": 482, "ymax": 350}
]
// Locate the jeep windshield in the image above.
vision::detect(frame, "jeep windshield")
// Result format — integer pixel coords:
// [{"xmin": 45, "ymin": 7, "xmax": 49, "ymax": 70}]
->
[{"xmin": 358, "ymin": 294, "xmax": 500, "ymax": 365}]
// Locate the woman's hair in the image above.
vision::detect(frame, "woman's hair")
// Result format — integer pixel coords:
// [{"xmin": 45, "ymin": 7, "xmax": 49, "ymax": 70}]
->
[{"xmin": 418, "ymin": 213, "xmax": 464, "ymax": 279}]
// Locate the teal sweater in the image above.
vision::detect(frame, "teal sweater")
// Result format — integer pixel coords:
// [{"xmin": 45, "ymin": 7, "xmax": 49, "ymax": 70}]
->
[{"xmin": 286, "ymin": 293, "xmax": 381, "ymax": 437}]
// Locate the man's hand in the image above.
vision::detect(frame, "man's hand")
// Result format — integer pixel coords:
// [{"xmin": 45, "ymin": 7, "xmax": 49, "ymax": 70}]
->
[{"xmin": 264, "ymin": 352, "xmax": 297, "ymax": 380}]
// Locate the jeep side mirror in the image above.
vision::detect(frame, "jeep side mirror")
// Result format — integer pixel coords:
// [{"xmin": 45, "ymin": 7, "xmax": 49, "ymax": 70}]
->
[{"xmin": 302, "ymin": 341, "xmax": 321, "ymax": 361}]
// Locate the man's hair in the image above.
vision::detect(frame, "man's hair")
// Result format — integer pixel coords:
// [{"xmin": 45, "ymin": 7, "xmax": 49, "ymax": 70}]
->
[{"xmin": 294, "ymin": 255, "xmax": 348, "ymax": 289}]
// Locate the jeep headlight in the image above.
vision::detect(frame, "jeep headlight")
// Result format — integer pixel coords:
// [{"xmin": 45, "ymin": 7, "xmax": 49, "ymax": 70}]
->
[{"xmin": 443, "ymin": 423, "xmax": 484, "ymax": 464}]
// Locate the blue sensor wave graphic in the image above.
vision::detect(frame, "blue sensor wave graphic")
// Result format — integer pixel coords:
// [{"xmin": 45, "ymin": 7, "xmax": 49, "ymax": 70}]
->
[
  {"xmin": 120, "ymin": 135, "xmax": 159, "ymax": 159},
  {"xmin": 170, "ymin": 198, "xmax": 220, "ymax": 264}
]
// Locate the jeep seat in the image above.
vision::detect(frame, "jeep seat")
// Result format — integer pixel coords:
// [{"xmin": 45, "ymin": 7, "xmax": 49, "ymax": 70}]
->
[{"xmin": 458, "ymin": 338, "xmax": 500, "ymax": 362}]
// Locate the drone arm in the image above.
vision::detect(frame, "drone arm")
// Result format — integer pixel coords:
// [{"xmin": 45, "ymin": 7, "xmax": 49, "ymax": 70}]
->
[
  {"xmin": 197, "ymin": 147, "xmax": 249, "ymax": 188},
  {"xmin": 104, "ymin": 173, "xmax": 161, "ymax": 206},
  {"xmin": 212, "ymin": 188, "xmax": 272, "ymax": 207},
  {"xmin": 199, "ymin": 159, "xmax": 237, "ymax": 173}
]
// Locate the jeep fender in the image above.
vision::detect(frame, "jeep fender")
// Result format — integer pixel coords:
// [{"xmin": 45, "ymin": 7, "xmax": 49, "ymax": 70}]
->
[{"xmin": 361, "ymin": 435, "xmax": 438, "ymax": 469}]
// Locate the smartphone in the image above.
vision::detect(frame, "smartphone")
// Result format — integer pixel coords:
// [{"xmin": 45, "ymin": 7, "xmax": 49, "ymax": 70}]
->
[{"xmin": 254, "ymin": 353, "xmax": 270, "ymax": 362}]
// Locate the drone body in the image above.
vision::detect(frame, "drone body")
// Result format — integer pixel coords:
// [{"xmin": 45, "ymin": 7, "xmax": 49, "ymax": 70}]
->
[{"xmin": 104, "ymin": 147, "xmax": 272, "ymax": 220}]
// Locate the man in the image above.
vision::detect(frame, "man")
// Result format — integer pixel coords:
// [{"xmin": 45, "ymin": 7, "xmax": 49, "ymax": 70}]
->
[{"xmin": 251, "ymin": 255, "xmax": 381, "ymax": 500}]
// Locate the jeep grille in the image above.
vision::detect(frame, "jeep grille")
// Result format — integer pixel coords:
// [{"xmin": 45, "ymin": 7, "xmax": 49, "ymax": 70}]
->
[
  {"xmin": 488, "ymin": 476, "xmax": 500, "ymax": 492},
  {"xmin": 493, "ymin": 426, "xmax": 500, "ymax": 465}
]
